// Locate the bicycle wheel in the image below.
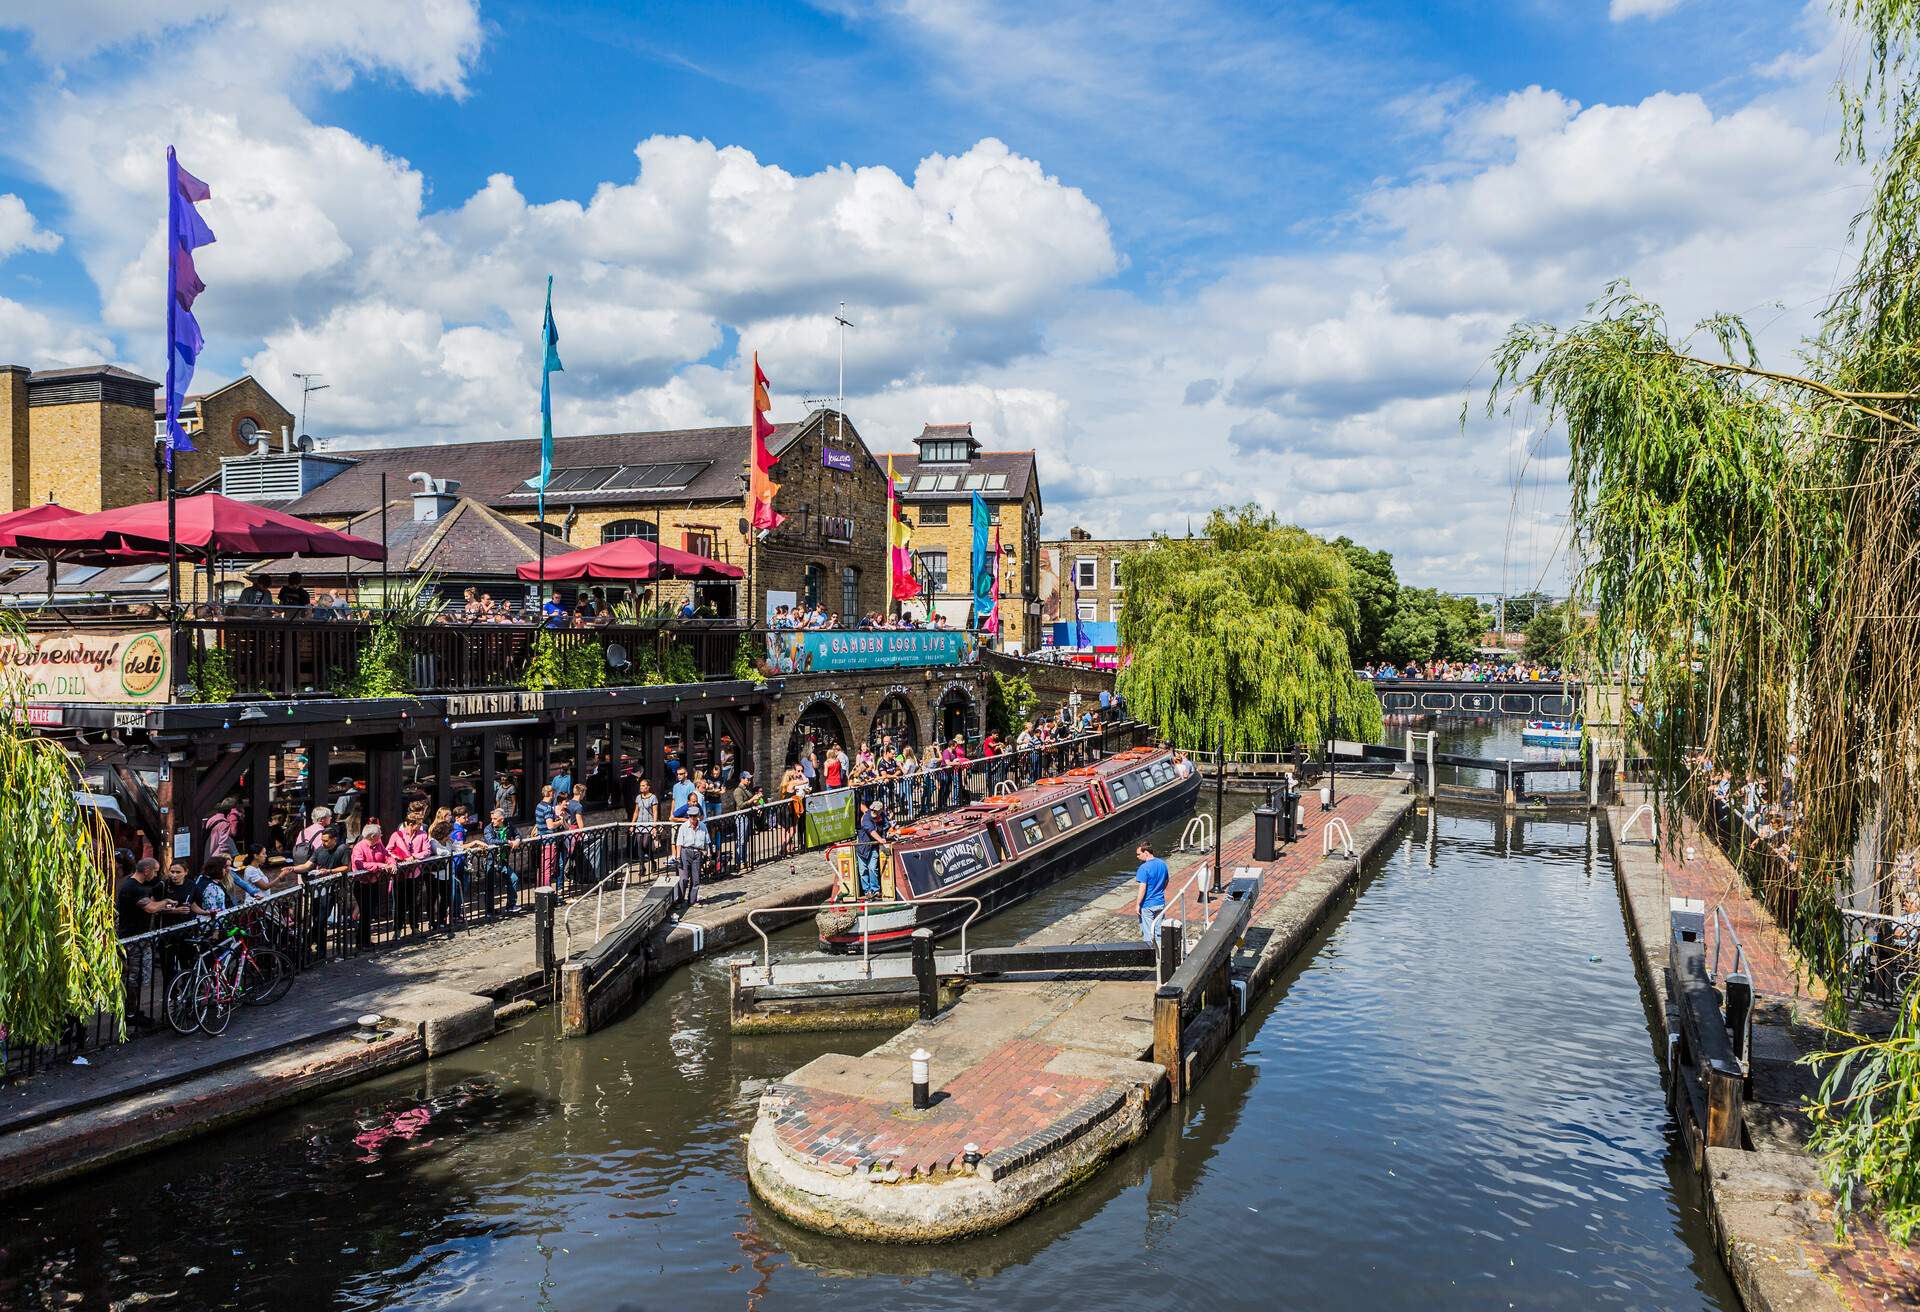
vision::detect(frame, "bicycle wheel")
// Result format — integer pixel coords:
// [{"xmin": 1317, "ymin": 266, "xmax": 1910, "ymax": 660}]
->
[
  {"xmin": 196, "ymin": 968, "xmax": 232, "ymax": 1036},
  {"xmin": 164, "ymin": 968, "xmax": 203, "ymax": 1035},
  {"xmin": 237, "ymin": 946, "xmax": 294, "ymax": 1006}
]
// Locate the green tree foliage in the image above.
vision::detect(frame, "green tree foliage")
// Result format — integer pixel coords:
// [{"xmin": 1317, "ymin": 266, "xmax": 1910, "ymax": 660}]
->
[
  {"xmin": 660, "ymin": 641, "xmax": 700, "ymax": 685},
  {"xmin": 523, "ymin": 630, "xmax": 567, "ymax": 692},
  {"xmin": 562, "ymin": 641, "xmax": 606, "ymax": 689},
  {"xmin": 1482, "ymin": 0, "xmax": 1920, "ymax": 1239},
  {"xmin": 733, "ymin": 633, "xmax": 767, "ymax": 685},
  {"xmin": 1522, "ymin": 602, "xmax": 1574, "ymax": 667},
  {"xmin": 1500, "ymin": 589, "xmax": 1553, "ymax": 630},
  {"xmin": 1380, "ymin": 588, "xmax": 1485, "ymax": 666},
  {"xmin": 986, "ymin": 670, "xmax": 1036, "ymax": 738},
  {"xmin": 1333, "ymin": 536, "xmax": 1398, "ymax": 663},
  {"xmin": 1117, "ymin": 505, "xmax": 1382, "ymax": 753},
  {"xmin": 0, "ymin": 613, "xmax": 121, "ymax": 1046},
  {"xmin": 186, "ymin": 645, "xmax": 238, "ymax": 703}
]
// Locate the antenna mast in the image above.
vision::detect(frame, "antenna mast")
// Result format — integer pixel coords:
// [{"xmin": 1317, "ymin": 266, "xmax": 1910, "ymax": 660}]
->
[
  {"xmin": 292, "ymin": 372, "xmax": 330, "ymax": 438},
  {"xmin": 833, "ymin": 302, "xmax": 855, "ymax": 443}
]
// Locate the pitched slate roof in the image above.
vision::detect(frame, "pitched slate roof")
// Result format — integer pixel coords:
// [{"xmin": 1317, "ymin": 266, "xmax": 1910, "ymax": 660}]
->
[
  {"xmin": 284, "ymin": 422, "xmax": 800, "ymax": 518},
  {"xmin": 249, "ymin": 496, "xmax": 577, "ymax": 579},
  {"xmin": 28, "ymin": 364, "xmax": 161, "ymax": 386},
  {"xmin": 885, "ymin": 450, "xmax": 1039, "ymax": 506}
]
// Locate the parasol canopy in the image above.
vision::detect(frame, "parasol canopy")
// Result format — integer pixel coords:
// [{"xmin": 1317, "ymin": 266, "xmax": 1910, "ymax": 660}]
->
[
  {"xmin": 515, "ymin": 535, "xmax": 742, "ymax": 582},
  {"xmin": 12, "ymin": 493, "xmax": 386, "ymax": 562}
]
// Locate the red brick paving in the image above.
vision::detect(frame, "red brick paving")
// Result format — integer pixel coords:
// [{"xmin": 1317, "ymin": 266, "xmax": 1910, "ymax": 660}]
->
[
  {"xmin": 1659, "ymin": 811, "xmax": 1817, "ymax": 1001},
  {"xmin": 1810, "ymin": 1217, "xmax": 1920, "ymax": 1309},
  {"xmin": 766, "ymin": 1037, "xmax": 1108, "ymax": 1179},
  {"xmin": 766, "ymin": 788, "xmax": 1394, "ymax": 1184}
]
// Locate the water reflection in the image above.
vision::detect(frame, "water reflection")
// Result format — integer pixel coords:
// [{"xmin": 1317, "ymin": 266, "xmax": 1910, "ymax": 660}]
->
[{"xmin": 0, "ymin": 756, "xmax": 1736, "ymax": 1311}]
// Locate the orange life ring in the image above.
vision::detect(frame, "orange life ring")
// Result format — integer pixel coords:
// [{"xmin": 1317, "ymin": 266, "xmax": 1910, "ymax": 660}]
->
[{"xmin": 1067, "ymin": 766, "xmax": 1097, "ymax": 776}]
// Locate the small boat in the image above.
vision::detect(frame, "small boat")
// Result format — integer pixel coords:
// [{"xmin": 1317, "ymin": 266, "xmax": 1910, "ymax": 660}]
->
[
  {"xmin": 1521, "ymin": 719, "xmax": 1582, "ymax": 749},
  {"xmin": 815, "ymin": 745, "xmax": 1201, "ymax": 952}
]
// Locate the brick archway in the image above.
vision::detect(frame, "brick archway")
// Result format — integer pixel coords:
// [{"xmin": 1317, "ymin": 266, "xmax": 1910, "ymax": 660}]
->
[{"xmin": 784, "ymin": 696, "xmax": 853, "ymax": 766}]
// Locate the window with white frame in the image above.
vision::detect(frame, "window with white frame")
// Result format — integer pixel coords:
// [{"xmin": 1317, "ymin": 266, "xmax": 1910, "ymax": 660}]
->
[
  {"xmin": 1110, "ymin": 559, "xmax": 1123, "ymax": 590},
  {"xmin": 1073, "ymin": 558, "xmax": 1096, "ymax": 588},
  {"xmin": 1076, "ymin": 600, "xmax": 1097, "ymax": 621}
]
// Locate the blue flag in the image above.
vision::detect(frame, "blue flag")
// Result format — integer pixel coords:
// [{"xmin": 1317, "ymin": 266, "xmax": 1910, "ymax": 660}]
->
[
  {"xmin": 525, "ymin": 275, "xmax": 564, "ymax": 496},
  {"xmin": 163, "ymin": 147, "xmax": 215, "ymax": 469},
  {"xmin": 970, "ymin": 491, "xmax": 994, "ymax": 629}
]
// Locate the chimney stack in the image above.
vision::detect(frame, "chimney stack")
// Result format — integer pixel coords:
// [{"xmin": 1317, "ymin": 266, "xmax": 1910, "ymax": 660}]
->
[{"xmin": 408, "ymin": 471, "xmax": 461, "ymax": 522}]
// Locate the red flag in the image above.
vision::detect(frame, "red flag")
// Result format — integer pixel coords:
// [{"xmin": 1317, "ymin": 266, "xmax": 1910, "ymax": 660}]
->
[{"xmin": 748, "ymin": 352, "xmax": 785, "ymax": 530}]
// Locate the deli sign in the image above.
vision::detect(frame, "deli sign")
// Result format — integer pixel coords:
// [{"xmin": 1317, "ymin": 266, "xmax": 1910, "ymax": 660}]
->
[{"xmin": 0, "ymin": 627, "xmax": 172, "ymax": 705}]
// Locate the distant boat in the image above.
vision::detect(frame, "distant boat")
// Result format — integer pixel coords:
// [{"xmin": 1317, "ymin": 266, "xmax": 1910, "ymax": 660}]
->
[{"xmin": 1521, "ymin": 719, "xmax": 1582, "ymax": 749}]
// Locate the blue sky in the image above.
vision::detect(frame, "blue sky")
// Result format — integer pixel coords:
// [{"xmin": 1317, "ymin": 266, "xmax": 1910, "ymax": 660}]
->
[{"xmin": 0, "ymin": 0, "xmax": 1862, "ymax": 589}]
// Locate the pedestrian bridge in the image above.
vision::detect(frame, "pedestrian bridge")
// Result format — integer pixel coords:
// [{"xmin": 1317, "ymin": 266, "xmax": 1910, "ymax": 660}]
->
[{"xmin": 1364, "ymin": 678, "xmax": 1581, "ymax": 719}]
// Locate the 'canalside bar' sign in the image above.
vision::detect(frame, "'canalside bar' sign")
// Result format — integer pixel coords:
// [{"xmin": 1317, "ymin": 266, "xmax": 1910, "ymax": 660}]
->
[
  {"xmin": 763, "ymin": 629, "xmax": 978, "ymax": 674},
  {"xmin": 1, "ymin": 627, "xmax": 172, "ymax": 705}
]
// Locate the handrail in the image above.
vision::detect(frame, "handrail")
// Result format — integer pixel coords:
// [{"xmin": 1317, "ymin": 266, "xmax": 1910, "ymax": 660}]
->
[
  {"xmin": 1176, "ymin": 813, "xmax": 1216, "ymax": 854},
  {"xmin": 1165, "ymin": 861, "xmax": 1219, "ymax": 934},
  {"xmin": 745, "ymin": 894, "xmax": 984, "ymax": 973},
  {"xmin": 1621, "ymin": 803, "xmax": 1658, "ymax": 843},
  {"xmin": 1709, "ymin": 902, "xmax": 1749, "ymax": 983},
  {"xmin": 1322, "ymin": 817, "xmax": 1355, "ymax": 858}
]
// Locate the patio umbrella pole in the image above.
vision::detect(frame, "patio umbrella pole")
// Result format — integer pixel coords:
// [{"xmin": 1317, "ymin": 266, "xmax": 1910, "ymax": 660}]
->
[{"xmin": 380, "ymin": 472, "xmax": 390, "ymax": 605}]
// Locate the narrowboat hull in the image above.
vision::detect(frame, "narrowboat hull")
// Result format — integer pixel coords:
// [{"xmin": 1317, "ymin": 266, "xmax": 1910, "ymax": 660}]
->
[{"xmin": 819, "ymin": 770, "xmax": 1201, "ymax": 953}]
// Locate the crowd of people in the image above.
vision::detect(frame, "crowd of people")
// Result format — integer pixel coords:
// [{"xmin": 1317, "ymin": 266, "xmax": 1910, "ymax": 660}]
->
[
  {"xmin": 226, "ymin": 573, "xmax": 733, "ymax": 629},
  {"xmin": 1360, "ymin": 659, "xmax": 1564, "ymax": 682},
  {"xmin": 1688, "ymin": 748, "xmax": 1799, "ymax": 877},
  {"xmin": 768, "ymin": 603, "xmax": 960, "ymax": 631}
]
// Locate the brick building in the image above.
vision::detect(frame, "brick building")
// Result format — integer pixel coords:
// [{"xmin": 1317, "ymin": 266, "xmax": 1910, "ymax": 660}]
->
[
  {"xmin": 1039, "ymin": 526, "xmax": 1158, "ymax": 630},
  {"xmin": 885, "ymin": 423, "xmax": 1042, "ymax": 651},
  {"xmin": 278, "ymin": 407, "xmax": 891, "ymax": 619},
  {"xmin": 154, "ymin": 375, "xmax": 296, "ymax": 462},
  {"xmin": 0, "ymin": 363, "xmax": 293, "ymax": 515}
]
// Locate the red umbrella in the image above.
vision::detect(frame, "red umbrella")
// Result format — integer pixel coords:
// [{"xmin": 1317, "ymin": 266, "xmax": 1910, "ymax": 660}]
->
[
  {"xmin": 0, "ymin": 502, "xmax": 167, "ymax": 597},
  {"xmin": 516, "ymin": 535, "xmax": 742, "ymax": 582},
  {"xmin": 14, "ymin": 493, "xmax": 386, "ymax": 562},
  {"xmin": 0, "ymin": 501, "xmax": 82, "ymax": 548}
]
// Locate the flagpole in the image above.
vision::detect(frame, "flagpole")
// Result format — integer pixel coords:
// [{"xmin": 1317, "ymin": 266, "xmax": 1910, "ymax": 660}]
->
[{"xmin": 164, "ymin": 148, "xmax": 179, "ymax": 618}]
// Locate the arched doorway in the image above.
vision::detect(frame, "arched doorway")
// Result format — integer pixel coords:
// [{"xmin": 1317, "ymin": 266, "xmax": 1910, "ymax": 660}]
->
[
  {"xmin": 938, "ymin": 686, "xmax": 976, "ymax": 748},
  {"xmin": 787, "ymin": 697, "xmax": 851, "ymax": 765},
  {"xmin": 870, "ymin": 694, "xmax": 919, "ymax": 753}
]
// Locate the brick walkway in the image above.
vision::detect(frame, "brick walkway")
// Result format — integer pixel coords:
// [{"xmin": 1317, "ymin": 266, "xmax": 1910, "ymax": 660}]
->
[
  {"xmin": 1660, "ymin": 810, "xmax": 1817, "ymax": 1001},
  {"xmin": 765, "ymin": 788, "xmax": 1393, "ymax": 1183}
]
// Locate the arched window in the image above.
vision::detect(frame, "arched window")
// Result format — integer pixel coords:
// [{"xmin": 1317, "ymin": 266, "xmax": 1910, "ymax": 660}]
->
[
  {"xmin": 600, "ymin": 519, "xmax": 658, "ymax": 544},
  {"xmin": 841, "ymin": 565, "xmax": 859, "ymax": 620}
]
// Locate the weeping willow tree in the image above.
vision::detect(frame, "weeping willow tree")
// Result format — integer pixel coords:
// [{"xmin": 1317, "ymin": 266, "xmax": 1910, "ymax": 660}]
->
[
  {"xmin": 1484, "ymin": 0, "xmax": 1920, "ymax": 1238},
  {"xmin": 1116, "ymin": 505, "xmax": 1382, "ymax": 754},
  {"xmin": 0, "ymin": 613, "xmax": 122, "ymax": 1048}
]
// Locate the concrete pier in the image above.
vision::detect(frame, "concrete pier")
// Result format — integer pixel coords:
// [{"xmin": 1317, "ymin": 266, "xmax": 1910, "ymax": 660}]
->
[{"xmin": 745, "ymin": 778, "xmax": 1414, "ymax": 1242}]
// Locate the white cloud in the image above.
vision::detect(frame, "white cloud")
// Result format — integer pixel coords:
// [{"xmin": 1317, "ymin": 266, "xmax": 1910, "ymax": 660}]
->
[
  {"xmin": 0, "ymin": 196, "xmax": 60, "ymax": 259},
  {"xmin": 1609, "ymin": 0, "xmax": 1685, "ymax": 20}
]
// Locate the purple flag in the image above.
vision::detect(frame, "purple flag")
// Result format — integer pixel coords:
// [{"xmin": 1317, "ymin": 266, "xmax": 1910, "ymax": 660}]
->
[{"xmin": 164, "ymin": 145, "xmax": 215, "ymax": 466}]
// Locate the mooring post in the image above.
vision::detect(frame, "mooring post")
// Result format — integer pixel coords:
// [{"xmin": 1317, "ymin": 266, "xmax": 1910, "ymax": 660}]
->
[
  {"xmin": 1154, "ymin": 984, "xmax": 1184, "ymax": 1103},
  {"xmin": 1158, "ymin": 917, "xmax": 1184, "ymax": 985},
  {"xmin": 534, "ymin": 887, "xmax": 557, "ymax": 975},
  {"xmin": 910, "ymin": 1047, "xmax": 932, "ymax": 1111},
  {"xmin": 912, "ymin": 927, "xmax": 938, "ymax": 1019},
  {"xmin": 1724, "ymin": 972, "xmax": 1754, "ymax": 1073},
  {"xmin": 1426, "ymin": 731, "xmax": 1436, "ymax": 800}
]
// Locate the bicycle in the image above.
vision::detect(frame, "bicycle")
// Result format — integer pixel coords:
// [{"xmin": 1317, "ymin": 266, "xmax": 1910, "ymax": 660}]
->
[{"xmin": 164, "ymin": 922, "xmax": 295, "ymax": 1035}]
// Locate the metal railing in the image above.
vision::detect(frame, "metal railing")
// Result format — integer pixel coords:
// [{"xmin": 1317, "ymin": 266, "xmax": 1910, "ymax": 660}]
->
[
  {"xmin": 1176, "ymin": 813, "xmax": 1215, "ymax": 853},
  {"xmin": 745, "ymin": 895, "xmax": 985, "ymax": 973},
  {"xmin": 1322, "ymin": 817, "xmax": 1356, "ymax": 858},
  {"xmin": 1709, "ymin": 903, "xmax": 1749, "ymax": 983},
  {"xmin": 1621, "ymin": 803, "xmax": 1658, "ymax": 843}
]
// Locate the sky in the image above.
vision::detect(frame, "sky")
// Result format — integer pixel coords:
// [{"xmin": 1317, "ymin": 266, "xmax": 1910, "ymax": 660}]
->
[{"xmin": 0, "ymin": 0, "xmax": 1873, "ymax": 591}]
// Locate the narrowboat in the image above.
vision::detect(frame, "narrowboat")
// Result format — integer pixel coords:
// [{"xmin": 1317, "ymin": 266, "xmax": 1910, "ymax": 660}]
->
[
  {"xmin": 1520, "ymin": 718, "xmax": 1582, "ymax": 749},
  {"xmin": 815, "ymin": 745, "xmax": 1201, "ymax": 952}
]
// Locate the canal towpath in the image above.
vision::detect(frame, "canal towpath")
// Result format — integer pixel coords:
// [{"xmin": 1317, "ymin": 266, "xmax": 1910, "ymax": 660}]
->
[
  {"xmin": 1607, "ymin": 797, "xmax": 1920, "ymax": 1312},
  {"xmin": 747, "ymin": 777, "xmax": 1414, "ymax": 1242},
  {"xmin": 0, "ymin": 846, "xmax": 838, "ymax": 1201}
]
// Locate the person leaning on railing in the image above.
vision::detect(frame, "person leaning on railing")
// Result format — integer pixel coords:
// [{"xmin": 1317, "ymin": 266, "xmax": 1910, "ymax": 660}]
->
[
  {"xmin": 723, "ymin": 773, "xmax": 762, "ymax": 871},
  {"xmin": 350, "ymin": 821, "xmax": 396, "ymax": 951}
]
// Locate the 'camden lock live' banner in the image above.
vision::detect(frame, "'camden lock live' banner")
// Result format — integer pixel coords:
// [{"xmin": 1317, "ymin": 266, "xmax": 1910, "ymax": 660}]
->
[
  {"xmin": 764, "ymin": 629, "xmax": 978, "ymax": 674},
  {"xmin": 0, "ymin": 628, "xmax": 172, "ymax": 705}
]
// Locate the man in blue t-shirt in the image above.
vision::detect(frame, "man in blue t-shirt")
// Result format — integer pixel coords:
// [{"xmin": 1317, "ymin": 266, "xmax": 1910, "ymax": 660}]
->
[
  {"xmin": 855, "ymin": 801, "xmax": 893, "ymax": 897},
  {"xmin": 1132, "ymin": 842, "xmax": 1169, "ymax": 943}
]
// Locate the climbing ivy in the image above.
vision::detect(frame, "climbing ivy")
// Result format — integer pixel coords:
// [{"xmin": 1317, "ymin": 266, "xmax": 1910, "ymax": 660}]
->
[
  {"xmin": 661, "ymin": 641, "xmax": 700, "ymax": 686},
  {"xmin": 187, "ymin": 645, "xmax": 238, "ymax": 703}
]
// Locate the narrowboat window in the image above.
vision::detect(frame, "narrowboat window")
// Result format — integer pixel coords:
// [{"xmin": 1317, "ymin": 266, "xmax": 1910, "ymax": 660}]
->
[
  {"xmin": 1050, "ymin": 804, "xmax": 1073, "ymax": 833},
  {"xmin": 1020, "ymin": 816, "xmax": 1044, "ymax": 845},
  {"xmin": 1076, "ymin": 796, "xmax": 1095, "ymax": 820},
  {"xmin": 1134, "ymin": 770, "xmax": 1158, "ymax": 793},
  {"xmin": 1110, "ymin": 778, "xmax": 1130, "ymax": 803}
]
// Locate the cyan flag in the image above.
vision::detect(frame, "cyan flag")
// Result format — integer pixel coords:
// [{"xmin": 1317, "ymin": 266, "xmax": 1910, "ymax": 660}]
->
[
  {"xmin": 525, "ymin": 276, "xmax": 564, "ymax": 496},
  {"xmin": 970, "ymin": 491, "xmax": 994, "ymax": 629}
]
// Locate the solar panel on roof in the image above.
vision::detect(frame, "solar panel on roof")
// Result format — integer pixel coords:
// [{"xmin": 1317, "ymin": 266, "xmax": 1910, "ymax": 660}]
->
[
  {"xmin": 662, "ymin": 461, "xmax": 708, "ymax": 488},
  {"xmin": 603, "ymin": 464, "xmax": 662, "ymax": 490},
  {"xmin": 547, "ymin": 465, "xmax": 618, "ymax": 492}
]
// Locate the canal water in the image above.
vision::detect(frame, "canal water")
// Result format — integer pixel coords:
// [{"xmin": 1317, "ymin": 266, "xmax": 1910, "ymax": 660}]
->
[{"xmin": 0, "ymin": 723, "xmax": 1736, "ymax": 1311}]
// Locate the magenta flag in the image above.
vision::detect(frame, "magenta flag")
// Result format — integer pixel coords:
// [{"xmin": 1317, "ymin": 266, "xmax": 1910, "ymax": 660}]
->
[{"xmin": 164, "ymin": 147, "xmax": 215, "ymax": 467}]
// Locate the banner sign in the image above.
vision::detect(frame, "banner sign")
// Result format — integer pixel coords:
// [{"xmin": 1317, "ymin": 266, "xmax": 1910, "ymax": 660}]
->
[
  {"xmin": 1, "ymin": 627, "xmax": 171, "ymax": 705},
  {"xmin": 803, "ymin": 789, "xmax": 858, "ymax": 846},
  {"xmin": 821, "ymin": 446, "xmax": 854, "ymax": 472},
  {"xmin": 764, "ymin": 629, "xmax": 979, "ymax": 674},
  {"xmin": 898, "ymin": 830, "xmax": 997, "ymax": 896}
]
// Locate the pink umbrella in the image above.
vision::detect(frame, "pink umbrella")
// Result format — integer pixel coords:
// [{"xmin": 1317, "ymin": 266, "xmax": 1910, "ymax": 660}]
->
[
  {"xmin": 0, "ymin": 501, "xmax": 167, "ymax": 597},
  {"xmin": 14, "ymin": 493, "xmax": 386, "ymax": 562},
  {"xmin": 515, "ymin": 535, "xmax": 742, "ymax": 582}
]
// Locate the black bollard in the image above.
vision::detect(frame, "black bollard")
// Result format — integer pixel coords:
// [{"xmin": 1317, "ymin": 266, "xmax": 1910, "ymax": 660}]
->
[
  {"xmin": 533, "ymin": 887, "xmax": 557, "ymax": 973},
  {"xmin": 912, "ymin": 927, "xmax": 938, "ymax": 1019},
  {"xmin": 911, "ymin": 1047, "xmax": 932, "ymax": 1110},
  {"xmin": 1158, "ymin": 917, "xmax": 1184, "ymax": 986}
]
